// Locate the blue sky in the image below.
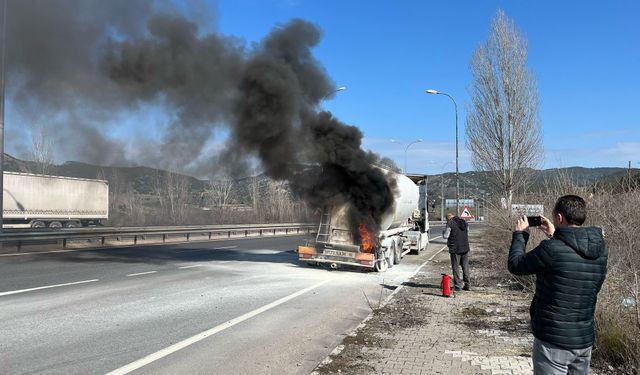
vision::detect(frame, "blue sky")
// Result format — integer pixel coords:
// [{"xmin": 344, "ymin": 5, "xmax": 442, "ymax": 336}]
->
[
  {"xmin": 212, "ymin": 0, "xmax": 639, "ymax": 174},
  {"xmin": 5, "ymin": 0, "xmax": 639, "ymax": 175}
]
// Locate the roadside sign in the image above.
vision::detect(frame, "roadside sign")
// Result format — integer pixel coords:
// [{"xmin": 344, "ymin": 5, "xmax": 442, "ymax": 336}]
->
[
  {"xmin": 459, "ymin": 205, "xmax": 475, "ymax": 219},
  {"xmin": 511, "ymin": 204, "xmax": 544, "ymax": 217},
  {"xmin": 445, "ymin": 199, "xmax": 474, "ymax": 208}
]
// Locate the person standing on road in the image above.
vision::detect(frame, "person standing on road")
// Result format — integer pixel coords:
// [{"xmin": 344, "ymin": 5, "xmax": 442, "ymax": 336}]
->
[
  {"xmin": 508, "ymin": 195, "xmax": 608, "ymax": 375},
  {"xmin": 443, "ymin": 212, "xmax": 470, "ymax": 291}
]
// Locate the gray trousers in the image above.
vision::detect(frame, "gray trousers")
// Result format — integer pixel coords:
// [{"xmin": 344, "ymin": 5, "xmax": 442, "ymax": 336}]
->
[
  {"xmin": 449, "ymin": 252, "xmax": 469, "ymax": 288},
  {"xmin": 533, "ymin": 338, "xmax": 592, "ymax": 374}
]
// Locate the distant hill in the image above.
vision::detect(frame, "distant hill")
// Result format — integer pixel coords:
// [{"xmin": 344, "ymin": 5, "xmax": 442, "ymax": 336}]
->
[
  {"xmin": 3, "ymin": 153, "xmax": 638, "ymax": 200},
  {"xmin": 423, "ymin": 166, "xmax": 639, "ymax": 199},
  {"xmin": 2, "ymin": 154, "xmax": 209, "ymax": 195}
]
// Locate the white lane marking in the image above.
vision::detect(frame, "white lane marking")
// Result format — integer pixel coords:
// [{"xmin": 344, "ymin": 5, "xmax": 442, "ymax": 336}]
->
[
  {"xmin": 430, "ymin": 235, "xmax": 442, "ymax": 241},
  {"xmin": 106, "ymin": 279, "xmax": 332, "ymax": 375},
  {"xmin": 178, "ymin": 265, "xmax": 203, "ymax": 269},
  {"xmin": 377, "ymin": 244, "xmax": 449, "ymax": 307},
  {"xmin": 0, "ymin": 279, "xmax": 99, "ymax": 297},
  {"xmin": 428, "ymin": 245, "xmax": 449, "ymax": 261},
  {"xmin": 126, "ymin": 271, "xmax": 158, "ymax": 277},
  {"xmin": 0, "ymin": 249, "xmax": 78, "ymax": 257}
]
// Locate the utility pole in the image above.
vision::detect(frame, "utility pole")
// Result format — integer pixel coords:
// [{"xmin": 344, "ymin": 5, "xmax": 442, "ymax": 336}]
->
[
  {"xmin": 0, "ymin": 0, "xmax": 7, "ymax": 235},
  {"xmin": 440, "ymin": 175, "xmax": 445, "ymax": 222},
  {"xmin": 425, "ymin": 89, "xmax": 459, "ymax": 215}
]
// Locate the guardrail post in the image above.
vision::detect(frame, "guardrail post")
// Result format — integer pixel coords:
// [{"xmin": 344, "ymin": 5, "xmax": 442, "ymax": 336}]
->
[
  {"xmin": 134, "ymin": 235, "xmax": 137, "ymax": 245},
  {"xmin": 245, "ymin": 230, "xmax": 248, "ymax": 237},
  {"xmin": 208, "ymin": 232, "xmax": 211, "ymax": 240},
  {"xmin": 187, "ymin": 233, "xmax": 190, "ymax": 242},
  {"xmin": 101, "ymin": 237, "xmax": 105, "ymax": 246},
  {"xmin": 17, "ymin": 240, "xmax": 22, "ymax": 252},
  {"xmin": 259, "ymin": 229, "xmax": 263, "ymax": 236},
  {"xmin": 273, "ymin": 229, "xmax": 276, "ymax": 235},
  {"xmin": 63, "ymin": 239, "xmax": 67, "ymax": 248},
  {"xmin": 163, "ymin": 234, "xmax": 166, "ymax": 243},
  {"xmin": 285, "ymin": 228, "xmax": 288, "ymax": 235}
]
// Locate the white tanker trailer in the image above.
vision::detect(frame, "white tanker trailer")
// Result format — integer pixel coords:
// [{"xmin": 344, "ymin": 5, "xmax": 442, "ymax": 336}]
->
[
  {"xmin": 2, "ymin": 172, "xmax": 109, "ymax": 228},
  {"xmin": 298, "ymin": 169, "xmax": 429, "ymax": 272}
]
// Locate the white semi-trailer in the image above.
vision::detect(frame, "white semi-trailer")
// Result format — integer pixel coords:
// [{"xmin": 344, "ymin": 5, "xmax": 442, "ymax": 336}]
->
[
  {"xmin": 299, "ymin": 169, "xmax": 429, "ymax": 272},
  {"xmin": 2, "ymin": 172, "xmax": 109, "ymax": 228}
]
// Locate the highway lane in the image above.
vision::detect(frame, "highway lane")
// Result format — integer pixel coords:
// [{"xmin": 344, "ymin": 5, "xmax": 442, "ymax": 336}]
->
[{"xmin": 0, "ymin": 224, "xmax": 447, "ymax": 375}]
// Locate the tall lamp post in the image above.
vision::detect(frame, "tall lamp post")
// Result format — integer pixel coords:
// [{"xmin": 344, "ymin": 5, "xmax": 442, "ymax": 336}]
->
[
  {"xmin": 0, "ymin": 0, "xmax": 6, "ymax": 234},
  {"xmin": 425, "ymin": 89, "xmax": 459, "ymax": 215},
  {"xmin": 391, "ymin": 139, "xmax": 423, "ymax": 173},
  {"xmin": 438, "ymin": 161, "xmax": 453, "ymax": 223}
]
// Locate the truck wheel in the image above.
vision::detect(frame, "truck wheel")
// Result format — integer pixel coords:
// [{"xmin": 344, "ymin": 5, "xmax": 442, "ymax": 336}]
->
[
  {"xmin": 375, "ymin": 256, "xmax": 389, "ymax": 272},
  {"xmin": 64, "ymin": 221, "xmax": 81, "ymax": 228},
  {"xmin": 411, "ymin": 234, "xmax": 422, "ymax": 255},
  {"xmin": 31, "ymin": 221, "xmax": 46, "ymax": 229},
  {"xmin": 393, "ymin": 241, "xmax": 401, "ymax": 265},
  {"xmin": 385, "ymin": 246, "xmax": 394, "ymax": 269},
  {"xmin": 49, "ymin": 221, "xmax": 63, "ymax": 229}
]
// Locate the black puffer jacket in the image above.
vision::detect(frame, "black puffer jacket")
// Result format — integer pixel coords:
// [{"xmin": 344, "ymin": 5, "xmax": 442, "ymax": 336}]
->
[
  {"xmin": 508, "ymin": 227, "xmax": 608, "ymax": 350},
  {"xmin": 446, "ymin": 216, "xmax": 470, "ymax": 254}
]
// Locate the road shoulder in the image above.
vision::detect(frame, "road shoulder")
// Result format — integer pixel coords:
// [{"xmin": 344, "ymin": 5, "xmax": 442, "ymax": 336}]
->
[{"xmin": 312, "ymin": 228, "xmax": 536, "ymax": 375}]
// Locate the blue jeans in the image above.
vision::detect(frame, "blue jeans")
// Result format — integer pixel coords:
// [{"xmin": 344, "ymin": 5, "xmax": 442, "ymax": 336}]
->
[{"xmin": 533, "ymin": 338, "xmax": 592, "ymax": 374}]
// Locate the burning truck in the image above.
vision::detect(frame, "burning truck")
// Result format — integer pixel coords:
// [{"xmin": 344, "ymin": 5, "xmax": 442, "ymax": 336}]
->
[{"xmin": 298, "ymin": 169, "xmax": 429, "ymax": 272}]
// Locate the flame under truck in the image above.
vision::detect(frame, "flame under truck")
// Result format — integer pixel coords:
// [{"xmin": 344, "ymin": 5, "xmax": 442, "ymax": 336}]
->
[{"xmin": 298, "ymin": 171, "xmax": 429, "ymax": 272}]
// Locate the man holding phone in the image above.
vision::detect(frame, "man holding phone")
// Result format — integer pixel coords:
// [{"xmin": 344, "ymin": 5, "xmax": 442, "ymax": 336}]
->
[{"xmin": 508, "ymin": 195, "xmax": 608, "ymax": 374}]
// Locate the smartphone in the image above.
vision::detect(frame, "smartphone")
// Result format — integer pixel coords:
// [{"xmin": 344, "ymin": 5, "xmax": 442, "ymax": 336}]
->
[{"xmin": 527, "ymin": 216, "xmax": 542, "ymax": 227}]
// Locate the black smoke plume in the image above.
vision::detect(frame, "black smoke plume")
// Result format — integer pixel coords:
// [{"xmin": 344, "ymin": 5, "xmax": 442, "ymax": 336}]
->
[{"xmin": 5, "ymin": 0, "xmax": 397, "ymax": 234}]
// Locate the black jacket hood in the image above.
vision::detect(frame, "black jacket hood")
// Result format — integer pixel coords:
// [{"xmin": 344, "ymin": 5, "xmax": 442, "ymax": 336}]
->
[
  {"xmin": 453, "ymin": 217, "xmax": 467, "ymax": 231},
  {"xmin": 554, "ymin": 226, "xmax": 606, "ymax": 260}
]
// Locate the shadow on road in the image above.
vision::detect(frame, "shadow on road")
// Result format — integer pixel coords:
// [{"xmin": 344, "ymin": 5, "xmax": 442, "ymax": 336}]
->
[{"xmin": 1, "ymin": 236, "xmax": 316, "ymax": 268}]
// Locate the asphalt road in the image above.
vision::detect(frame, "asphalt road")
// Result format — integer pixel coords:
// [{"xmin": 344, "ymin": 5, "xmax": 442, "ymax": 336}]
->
[{"xmin": 0, "ymin": 224, "xmax": 447, "ymax": 375}]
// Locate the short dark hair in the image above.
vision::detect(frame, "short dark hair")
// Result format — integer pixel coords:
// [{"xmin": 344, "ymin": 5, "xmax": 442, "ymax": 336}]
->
[{"xmin": 553, "ymin": 195, "xmax": 587, "ymax": 225}]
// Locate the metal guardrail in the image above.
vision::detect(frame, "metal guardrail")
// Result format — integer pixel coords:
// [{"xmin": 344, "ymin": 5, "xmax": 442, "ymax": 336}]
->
[{"xmin": 0, "ymin": 223, "xmax": 316, "ymax": 252}]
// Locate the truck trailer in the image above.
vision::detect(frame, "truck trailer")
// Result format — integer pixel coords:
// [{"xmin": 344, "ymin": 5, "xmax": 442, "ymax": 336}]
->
[
  {"xmin": 299, "ymin": 170, "xmax": 429, "ymax": 272},
  {"xmin": 2, "ymin": 172, "xmax": 109, "ymax": 228}
]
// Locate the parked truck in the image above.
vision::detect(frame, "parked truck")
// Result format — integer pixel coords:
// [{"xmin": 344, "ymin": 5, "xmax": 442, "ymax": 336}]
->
[
  {"xmin": 2, "ymin": 172, "xmax": 109, "ymax": 228},
  {"xmin": 298, "ymin": 169, "xmax": 429, "ymax": 272}
]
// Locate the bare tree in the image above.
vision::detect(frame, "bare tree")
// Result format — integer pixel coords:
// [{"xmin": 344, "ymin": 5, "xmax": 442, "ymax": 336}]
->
[
  {"xmin": 466, "ymin": 10, "xmax": 542, "ymax": 206},
  {"xmin": 30, "ymin": 124, "xmax": 54, "ymax": 175},
  {"xmin": 264, "ymin": 179, "xmax": 294, "ymax": 223},
  {"xmin": 153, "ymin": 170, "xmax": 190, "ymax": 225},
  {"xmin": 206, "ymin": 177, "xmax": 235, "ymax": 209}
]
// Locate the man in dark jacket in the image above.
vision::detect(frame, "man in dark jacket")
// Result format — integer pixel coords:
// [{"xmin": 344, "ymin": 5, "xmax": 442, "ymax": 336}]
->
[
  {"xmin": 508, "ymin": 195, "xmax": 608, "ymax": 374},
  {"xmin": 443, "ymin": 213, "xmax": 471, "ymax": 291}
]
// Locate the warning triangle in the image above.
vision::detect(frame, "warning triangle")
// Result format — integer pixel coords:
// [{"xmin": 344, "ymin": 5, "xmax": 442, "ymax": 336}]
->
[{"xmin": 459, "ymin": 205, "xmax": 475, "ymax": 219}]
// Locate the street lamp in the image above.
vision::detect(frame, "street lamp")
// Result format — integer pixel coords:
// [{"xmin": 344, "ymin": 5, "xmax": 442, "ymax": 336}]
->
[
  {"xmin": 438, "ymin": 161, "xmax": 453, "ymax": 223},
  {"xmin": 425, "ymin": 89, "xmax": 459, "ymax": 215},
  {"xmin": 391, "ymin": 139, "xmax": 423, "ymax": 173},
  {"xmin": 0, "ymin": 0, "xmax": 6, "ymax": 234}
]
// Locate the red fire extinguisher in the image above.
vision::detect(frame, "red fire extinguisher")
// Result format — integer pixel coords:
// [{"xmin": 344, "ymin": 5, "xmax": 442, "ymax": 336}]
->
[{"xmin": 441, "ymin": 273, "xmax": 452, "ymax": 298}]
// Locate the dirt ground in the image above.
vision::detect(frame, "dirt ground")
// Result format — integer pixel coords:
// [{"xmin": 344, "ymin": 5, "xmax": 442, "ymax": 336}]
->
[{"xmin": 313, "ymin": 229, "xmax": 538, "ymax": 375}]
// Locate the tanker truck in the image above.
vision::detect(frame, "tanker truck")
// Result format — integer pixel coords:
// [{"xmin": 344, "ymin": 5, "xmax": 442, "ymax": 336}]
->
[
  {"xmin": 298, "ymin": 169, "xmax": 429, "ymax": 272},
  {"xmin": 2, "ymin": 171, "xmax": 109, "ymax": 228}
]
